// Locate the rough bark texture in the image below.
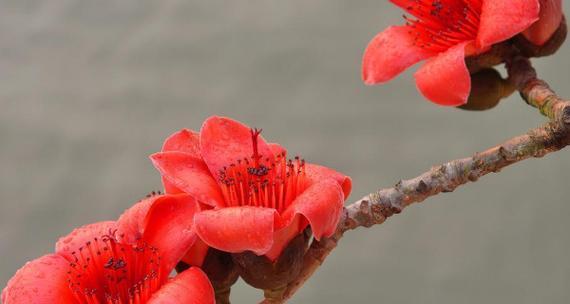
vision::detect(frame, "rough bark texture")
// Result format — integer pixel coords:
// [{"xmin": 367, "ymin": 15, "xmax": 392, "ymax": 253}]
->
[{"xmin": 263, "ymin": 57, "xmax": 570, "ymax": 304}]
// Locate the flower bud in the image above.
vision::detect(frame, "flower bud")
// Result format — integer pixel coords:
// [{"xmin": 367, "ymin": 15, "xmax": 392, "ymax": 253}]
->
[
  {"xmin": 232, "ymin": 230, "xmax": 310, "ymax": 295},
  {"xmin": 177, "ymin": 249, "xmax": 240, "ymax": 304},
  {"xmin": 459, "ymin": 68, "xmax": 514, "ymax": 111},
  {"xmin": 466, "ymin": 43, "xmax": 511, "ymax": 74}
]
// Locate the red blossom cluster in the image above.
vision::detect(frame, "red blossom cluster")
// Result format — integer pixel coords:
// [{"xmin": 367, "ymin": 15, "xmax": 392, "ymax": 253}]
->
[
  {"xmin": 362, "ymin": 0, "xmax": 562, "ymax": 106},
  {"xmin": 2, "ymin": 117, "xmax": 351, "ymax": 303},
  {"xmin": 2, "ymin": 0, "xmax": 565, "ymax": 302}
]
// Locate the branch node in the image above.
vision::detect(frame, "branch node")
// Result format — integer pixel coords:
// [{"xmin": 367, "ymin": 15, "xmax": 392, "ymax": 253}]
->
[
  {"xmin": 395, "ymin": 180, "xmax": 403, "ymax": 190},
  {"xmin": 498, "ymin": 146, "xmax": 510, "ymax": 161},
  {"xmin": 415, "ymin": 180, "xmax": 429, "ymax": 194},
  {"xmin": 561, "ymin": 105, "xmax": 570, "ymax": 126},
  {"xmin": 467, "ymin": 172, "xmax": 479, "ymax": 182},
  {"xmin": 370, "ymin": 203, "xmax": 386, "ymax": 225}
]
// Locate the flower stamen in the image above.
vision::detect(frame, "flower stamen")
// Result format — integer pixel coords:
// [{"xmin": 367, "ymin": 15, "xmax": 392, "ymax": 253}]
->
[
  {"xmin": 393, "ymin": 0, "xmax": 483, "ymax": 52},
  {"xmin": 218, "ymin": 129, "xmax": 306, "ymax": 213},
  {"xmin": 66, "ymin": 236, "xmax": 164, "ymax": 304}
]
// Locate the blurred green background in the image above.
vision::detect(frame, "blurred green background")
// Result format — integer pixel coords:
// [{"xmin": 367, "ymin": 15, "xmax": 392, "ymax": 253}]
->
[{"xmin": 1, "ymin": 1, "xmax": 569, "ymax": 303}]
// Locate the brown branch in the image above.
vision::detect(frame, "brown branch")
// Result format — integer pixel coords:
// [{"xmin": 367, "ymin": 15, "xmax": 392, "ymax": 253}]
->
[
  {"xmin": 264, "ymin": 58, "xmax": 570, "ymax": 303},
  {"xmin": 507, "ymin": 56, "xmax": 570, "ymax": 125}
]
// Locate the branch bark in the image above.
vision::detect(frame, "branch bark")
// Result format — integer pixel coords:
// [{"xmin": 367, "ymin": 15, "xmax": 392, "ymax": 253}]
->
[{"xmin": 264, "ymin": 57, "xmax": 570, "ymax": 303}]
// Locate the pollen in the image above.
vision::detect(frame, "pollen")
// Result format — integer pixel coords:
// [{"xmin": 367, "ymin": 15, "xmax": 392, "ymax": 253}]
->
[
  {"xmin": 66, "ymin": 230, "xmax": 164, "ymax": 304},
  {"xmin": 393, "ymin": 0, "xmax": 483, "ymax": 52},
  {"xmin": 218, "ymin": 129, "xmax": 307, "ymax": 213}
]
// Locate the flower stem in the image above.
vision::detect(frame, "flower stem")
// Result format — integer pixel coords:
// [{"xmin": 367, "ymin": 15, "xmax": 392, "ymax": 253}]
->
[
  {"xmin": 215, "ymin": 285, "xmax": 232, "ymax": 304},
  {"xmin": 262, "ymin": 285, "xmax": 287, "ymax": 304}
]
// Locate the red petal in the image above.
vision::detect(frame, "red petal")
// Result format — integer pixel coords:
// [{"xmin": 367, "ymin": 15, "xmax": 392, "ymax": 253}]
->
[
  {"xmin": 304, "ymin": 163, "xmax": 352, "ymax": 199},
  {"xmin": 161, "ymin": 129, "xmax": 202, "ymax": 193},
  {"xmin": 362, "ymin": 25, "xmax": 433, "ymax": 85},
  {"xmin": 523, "ymin": 0, "xmax": 563, "ymax": 45},
  {"xmin": 151, "ymin": 152, "xmax": 225, "ymax": 208},
  {"xmin": 55, "ymin": 221, "xmax": 116, "ymax": 260},
  {"xmin": 194, "ymin": 207, "xmax": 277, "ymax": 255},
  {"xmin": 148, "ymin": 267, "xmax": 215, "ymax": 304},
  {"xmin": 282, "ymin": 179, "xmax": 344, "ymax": 241},
  {"xmin": 143, "ymin": 194, "xmax": 201, "ymax": 272},
  {"xmin": 200, "ymin": 116, "xmax": 274, "ymax": 180},
  {"xmin": 477, "ymin": 0, "xmax": 540, "ymax": 48},
  {"xmin": 181, "ymin": 239, "xmax": 210, "ymax": 266},
  {"xmin": 162, "ymin": 178, "xmax": 185, "ymax": 194},
  {"xmin": 2, "ymin": 254, "xmax": 76, "ymax": 304},
  {"xmin": 264, "ymin": 215, "xmax": 304, "ymax": 261},
  {"xmin": 162, "ymin": 129, "xmax": 201, "ymax": 157},
  {"xmin": 268, "ymin": 142, "xmax": 287, "ymax": 157},
  {"xmin": 116, "ymin": 195, "xmax": 162, "ymax": 244},
  {"xmin": 414, "ymin": 42, "xmax": 472, "ymax": 106}
]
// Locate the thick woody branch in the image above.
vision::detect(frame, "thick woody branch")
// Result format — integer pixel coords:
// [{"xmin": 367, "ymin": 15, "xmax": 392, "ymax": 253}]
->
[{"xmin": 269, "ymin": 59, "xmax": 570, "ymax": 303}]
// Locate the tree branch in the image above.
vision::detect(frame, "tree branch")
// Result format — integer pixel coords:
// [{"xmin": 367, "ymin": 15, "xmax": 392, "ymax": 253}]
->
[
  {"xmin": 508, "ymin": 56, "xmax": 570, "ymax": 125},
  {"xmin": 265, "ymin": 58, "xmax": 570, "ymax": 303}
]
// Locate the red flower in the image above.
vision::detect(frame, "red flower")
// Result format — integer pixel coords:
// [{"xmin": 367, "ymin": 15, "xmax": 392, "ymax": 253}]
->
[
  {"xmin": 523, "ymin": 0, "xmax": 563, "ymax": 45},
  {"xmin": 151, "ymin": 116, "xmax": 352, "ymax": 261},
  {"xmin": 2, "ymin": 194, "xmax": 215, "ymax": 304},
  {"xmin": 362, "ymin": 0, "xmax": 540, "ymax": 106}
]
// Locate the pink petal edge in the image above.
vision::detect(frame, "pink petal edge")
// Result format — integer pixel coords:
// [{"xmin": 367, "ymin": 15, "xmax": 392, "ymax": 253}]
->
[
  {"xmin": 116, "ymin": 195, "xmax": 162, "ymax": 244},
  {"xmin": 304, "ymin": 163, "xmax": 352, "ymax": 199},
  {"xmin": 150, "ymin": 152, "xmax": 225, "ymax": 208},
  {"xmin": 477, "ymin": 0, "xmax": 540, "ymax": 48},
  {"xmin": 522, "ymin": 0, "xmax": 563, "ymax": 45},
  {"xmin": 148, "ymin": 267, "xmax": 215, "ymax": 304},
  {"xmin": 268, "ymin": 142, "xmax": 287, "ymax": 157},
  {"xmin": 162, "ymin": 128, "xmax": 201, "ymax": 157},
  {"xmin": 362, "ymin": 25, "xmax": 433, "ymax": 84},
  {"xmin": 414, "ymin": 42, "xmax": 472, "ymax": 106},
  {"xmin": 200, "ymin": 116, "xmax": 274, "ymax": 180},
  {"xmin": 282, "ymin": 179, "xmax": 344, "ymax": 241},
  {"xmin": 194, "ymin": 206, "xmax": 277, "ymax": 255},
  {"xmin": 143, "ymin": 194, "xmax": 201, "ymax": 272},
  {"xmin": 2, "ymin": 254, "xmax": 76, "ymax": 304},
  {"xmin": 55, "ymin": 221, "xmax": 116, "ymax": 261}
]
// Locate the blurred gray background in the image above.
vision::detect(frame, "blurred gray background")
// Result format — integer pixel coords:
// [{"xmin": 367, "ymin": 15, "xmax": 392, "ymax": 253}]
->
[{"xmin": 1, "ymin": 1, "xmax": 569, "ymax": 303}]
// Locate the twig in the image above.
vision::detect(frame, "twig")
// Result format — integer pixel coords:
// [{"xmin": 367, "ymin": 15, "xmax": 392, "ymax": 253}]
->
[
  {"xmin": 265, "ymin": 58, "xmax": 570, "ymax": 303},
  {"xmin": 507, "ymin": 56, "xmax": 570, "ymax": 125}
]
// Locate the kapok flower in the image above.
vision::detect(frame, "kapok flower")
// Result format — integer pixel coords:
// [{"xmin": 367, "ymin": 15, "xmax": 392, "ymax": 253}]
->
[
  {"xmin": 2, "ymin": 194, "xmax": 215, "ymax": 304},
  {"xmin": 151, "ymin": 116, "xmax": 352, "ymax": 262},
  {"xmin": 362, "ymin": 0, "xmax": 540, "ymax": 106},
  {"xmin": 523, "ymin": 0, "xmax": 563, "ymax": 45}
]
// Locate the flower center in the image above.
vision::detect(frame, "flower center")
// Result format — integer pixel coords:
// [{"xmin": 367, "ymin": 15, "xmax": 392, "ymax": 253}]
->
[
  {"xmin": 394, "ymin": 0, "xmax": 482, "ymax": 52},
  {"xmin": 66, "ymin": 230, "xmax": 164, "ymax": 304},
  {"xmin": 218, "ymin": 129, "xmax": 306, "ymax": 213}
]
